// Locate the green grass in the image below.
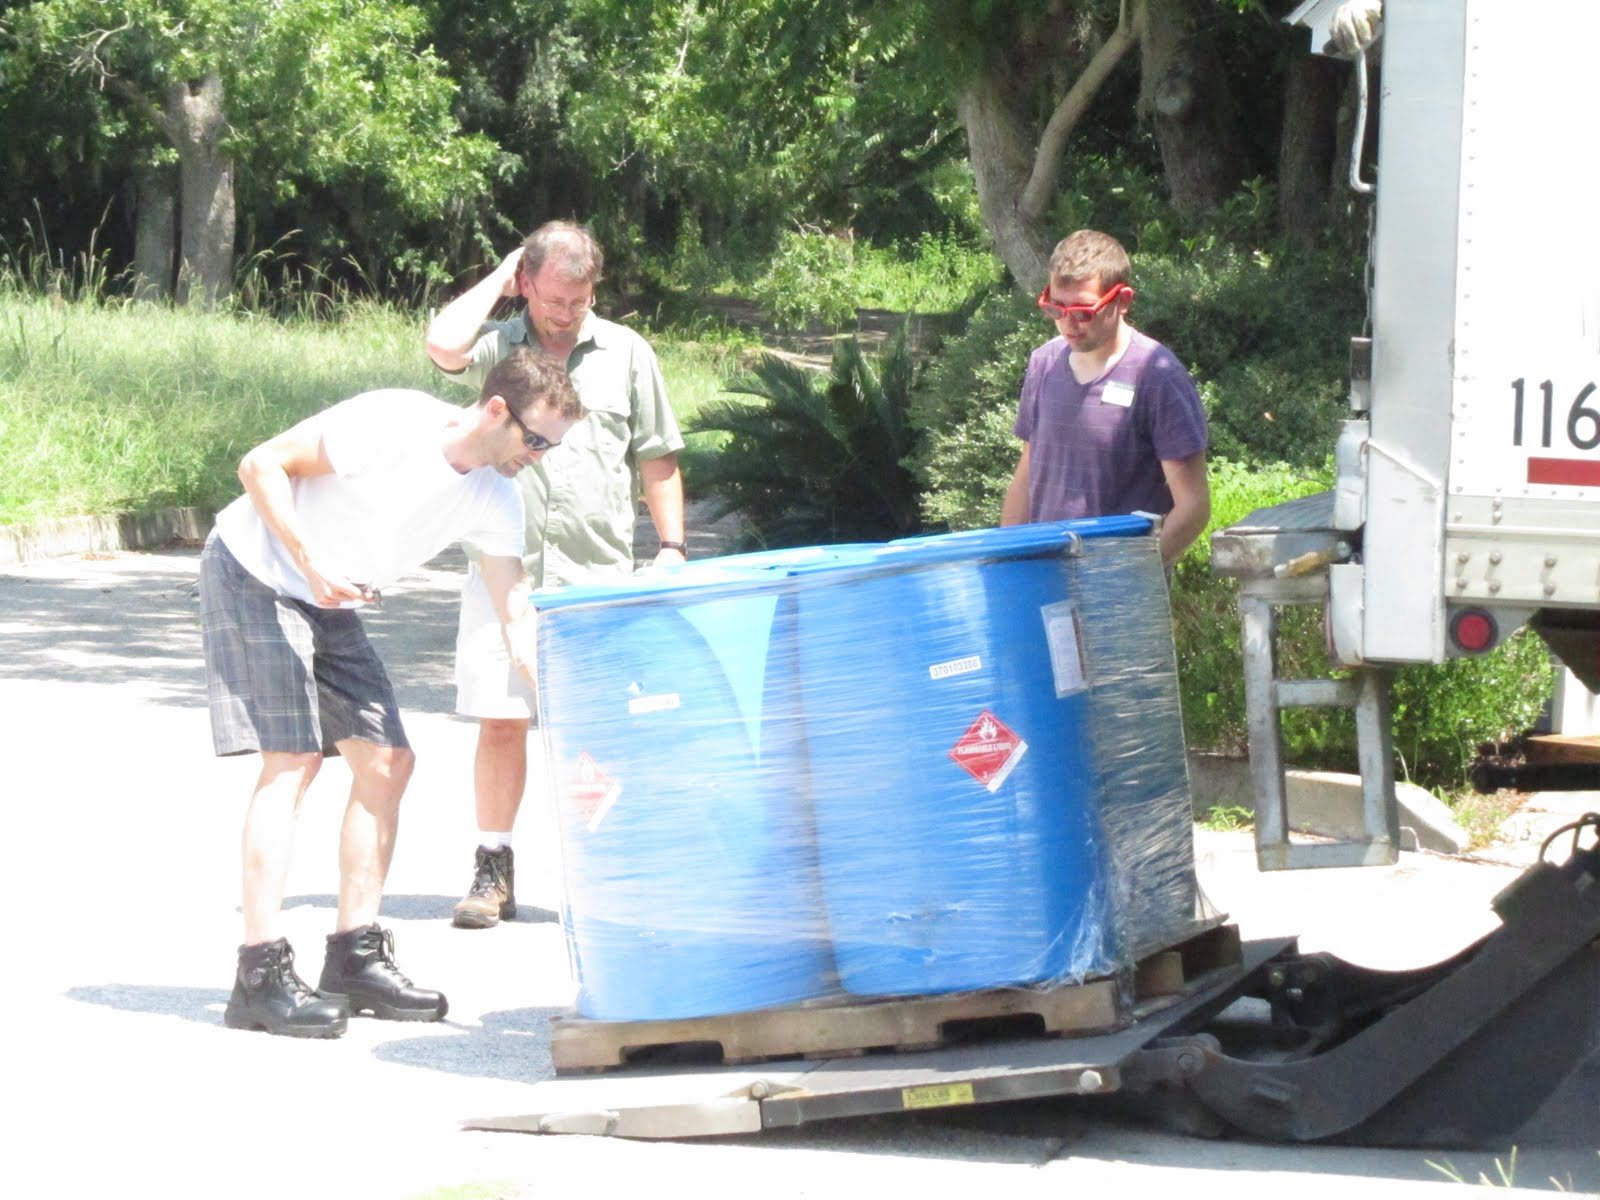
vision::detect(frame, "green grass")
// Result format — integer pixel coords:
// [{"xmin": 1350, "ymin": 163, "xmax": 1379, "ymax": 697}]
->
[
  {"xmin": 404, "ymin": 1183, "xmax": 523, "ymax": 1200},
  {"xmin": 1441, "ymin": 785, "xmax": 1525, "ymax": 852},
  {"xmin": 653, "ymin": 337, "xmax": 752, "ymax": 426},
  {"xmin": 0, "ymin": 295, "xmax": 435, "ymax": 525},
  {"xmin": 848, "ymin": 233, "xmax": 1003, "ymax": 312},
  {"xmin": 1200, "ymin": 803, "xmax": 1255, "ymax": 833},
  {"xmin": 0, "ymin": 293, "xmax": 742, "ymax": 527},
  {"xmin": 0, "ymin": 224, "xmax": 993, "ymax": 526}
]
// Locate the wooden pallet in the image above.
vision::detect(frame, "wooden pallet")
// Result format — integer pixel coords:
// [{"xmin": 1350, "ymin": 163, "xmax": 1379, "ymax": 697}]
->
[
  {"xmin": 550, "ymin": 922, "xmax": 1242, "ymax": 1074},
  {"xmin": 1524, "ymin": 734, "xmax": 1600, "ymax": 765}
]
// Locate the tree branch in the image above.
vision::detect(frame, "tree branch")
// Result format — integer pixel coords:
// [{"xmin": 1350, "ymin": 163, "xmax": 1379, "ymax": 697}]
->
[
  {"xmin": 62, "ymin": 20, "xmax": 172, "ymax": 140},
  {"xmin": 1018, "ymin": 0, "xmax": 1145, "ymax": 221},
  {"xmin": 103, "ymin": 74, "xmax": 173, "ymax": 141}
]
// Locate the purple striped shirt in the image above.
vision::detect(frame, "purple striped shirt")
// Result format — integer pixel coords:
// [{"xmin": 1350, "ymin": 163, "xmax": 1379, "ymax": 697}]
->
[{"xmin": 1013, "ymin": 330, "xmax": 1207, "ymax": 522}]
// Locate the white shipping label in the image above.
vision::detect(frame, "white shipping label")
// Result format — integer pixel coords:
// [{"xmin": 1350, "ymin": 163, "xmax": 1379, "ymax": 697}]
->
[
  {"xmin": 929, "ymin": 655, "xmax": 983, "ymax": 681},
  {"xmin": 627, "ymin": 692, "xmax": 681, "ymax": 716},
  {"xmin": 1041, "ymin": 600, "xmax": 1087, "ymax": 697}
]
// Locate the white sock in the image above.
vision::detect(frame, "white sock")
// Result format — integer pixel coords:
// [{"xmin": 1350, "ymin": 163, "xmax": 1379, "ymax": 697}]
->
[{"xmin": 478, "ymin": 832, "xmax": 512, "ymax": 852}]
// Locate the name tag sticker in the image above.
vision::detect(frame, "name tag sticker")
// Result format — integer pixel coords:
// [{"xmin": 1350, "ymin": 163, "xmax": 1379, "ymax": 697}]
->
[{"xmin": 1100, "ymin": 381, "xmax": 1135, "ymax": 408}]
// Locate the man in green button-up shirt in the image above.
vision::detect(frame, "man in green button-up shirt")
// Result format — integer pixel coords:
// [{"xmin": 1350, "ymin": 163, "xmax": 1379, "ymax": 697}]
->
[{"xmin": 426, "ymin": 221, "xmax": 687, "ymax": 929}]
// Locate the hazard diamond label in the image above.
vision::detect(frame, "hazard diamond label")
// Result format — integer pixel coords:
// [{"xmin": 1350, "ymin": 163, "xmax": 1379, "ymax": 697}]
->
[
  {"xmin": 948, "ymin": 710, "xmax": 1028, "ymax": 793},
  {"xmin": 566, "ymin": 751, "xmax": 622, "ymax": 832}
]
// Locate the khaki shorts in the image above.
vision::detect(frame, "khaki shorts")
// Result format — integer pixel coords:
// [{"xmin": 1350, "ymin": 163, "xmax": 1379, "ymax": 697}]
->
[{"xmin": 455, "ymin": 558, "xmax": 538, "ymax": 722}]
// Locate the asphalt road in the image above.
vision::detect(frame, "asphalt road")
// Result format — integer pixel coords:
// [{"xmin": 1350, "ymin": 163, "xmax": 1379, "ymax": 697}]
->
[{"xmin": 2, "ymin": 545, "xmax": 1595, "ymax": 1199}]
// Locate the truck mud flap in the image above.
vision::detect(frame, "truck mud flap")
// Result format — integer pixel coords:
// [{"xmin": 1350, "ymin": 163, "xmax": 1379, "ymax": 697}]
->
[{"xmin": 1172, "ymin": 830, "xmax": 1600, "ymax": 1146}]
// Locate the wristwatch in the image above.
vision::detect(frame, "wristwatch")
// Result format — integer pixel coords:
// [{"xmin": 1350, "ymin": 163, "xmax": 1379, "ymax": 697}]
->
[{"xmin": 658, "ymin": 540, "xmax": 688, "ymax": 555}]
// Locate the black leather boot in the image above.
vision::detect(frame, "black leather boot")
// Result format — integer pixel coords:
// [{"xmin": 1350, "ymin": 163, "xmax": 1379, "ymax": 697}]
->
[
  {"xmin": 224, "ymin": 938, "xmax": 349, "ymax": 1038},
  {"xmin": 318, "ymin": 924, "xmax": 448, "ymax": 1021}
]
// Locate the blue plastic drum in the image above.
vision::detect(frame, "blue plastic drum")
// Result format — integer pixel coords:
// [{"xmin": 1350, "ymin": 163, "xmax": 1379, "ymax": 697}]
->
[
  {"xmin": 534, "ymin": 561, "xmax": 837, "ymax": 1021},
  {"xmin": 792, "ymin": 517, "xmax": 1153, "ymax": 996}
]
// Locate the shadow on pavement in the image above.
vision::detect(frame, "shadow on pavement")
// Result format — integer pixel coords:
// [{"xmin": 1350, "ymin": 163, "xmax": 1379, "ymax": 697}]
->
[
  {"xmin": 375, "ymin": 1006, "xmax": 566, "ymax": 1084},
  {"xmin": 0, "ymin": 556, "xmax": 208, "ymax": 704},
  {"xmin": 63, "ymin": 983, "xmax": 565, "ymax": 1087},
  {"xmin": 66, "ymin": 982, "xmax": 229, "ymax": 1027},
  {"xmin": 0, "ymin": 547, "xmax": 468, "ymax": 715},
  {"xmin": 358, "ymin": 572, "xmax": 465, "ymax": 715}
]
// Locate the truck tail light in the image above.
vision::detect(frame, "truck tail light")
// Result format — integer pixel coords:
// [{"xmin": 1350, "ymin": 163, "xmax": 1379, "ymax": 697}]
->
[{"xmin": 1450, "ymin": 609, "xmax": 1498, "ymax": 654}]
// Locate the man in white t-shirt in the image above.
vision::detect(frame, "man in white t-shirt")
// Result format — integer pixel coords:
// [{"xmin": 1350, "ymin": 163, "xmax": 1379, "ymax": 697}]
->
[{"xmin": 200, "ymin": 348, "xmax": 584, "ymax": 1039}]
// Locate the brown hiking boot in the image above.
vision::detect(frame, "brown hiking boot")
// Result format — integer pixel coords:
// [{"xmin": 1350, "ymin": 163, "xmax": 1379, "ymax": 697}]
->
[{"xmin": 452, "ymin": 845, "xmax": 516, "ymax": 929}]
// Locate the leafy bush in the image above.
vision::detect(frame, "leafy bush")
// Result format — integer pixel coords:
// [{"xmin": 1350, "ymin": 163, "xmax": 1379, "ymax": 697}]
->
[
  {"xmin": 638, "ymin": 210, "xmax": 731, "ymax": 304},
  {"xmin": 736, "ymin": 228, "xmax": 1001, "ymax": 333},
  {"xmin": 748, "ymin": 229, "xmax": 861, "ymax": 332},
  {"xmin": 1388, "ymin": 639, "xmax": 1553, "ymax": 786},
  {"xmin": 682, "ymin": 330, "xmax": 923, "ymax": 548},
  {"xmin": 850, "ymin": 233, "xmax": 1002, "ymax": 313},
  {"xmin": 912, "ymin": 286, "xmax": 1040, "ymax": 531},
  {"xmin": 1131, "ymin": 242, "xmax": 1361, "ymax": 469},
  {"xmin": 1049, "ymin": 151, "xmax": 1178, "ymax": 251},
  {"xmin": 1170, "ymin": 457, "xmax": 1335, "ymax": 756},
  {"xmin": 1199, "ymin": 355, "xmax": 1348, "ymax": 469}
]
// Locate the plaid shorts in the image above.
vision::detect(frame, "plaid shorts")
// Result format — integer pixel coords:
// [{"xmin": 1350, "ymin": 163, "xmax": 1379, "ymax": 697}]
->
[{"xmin": 199, "ymin": 532, "xmax": 408, "ymax": 758}]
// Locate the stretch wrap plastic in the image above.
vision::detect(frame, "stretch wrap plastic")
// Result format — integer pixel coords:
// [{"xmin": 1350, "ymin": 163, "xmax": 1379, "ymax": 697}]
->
[{"xmin": 532, "ymin": 517, "xmax": 1207, "ymax": 1021}]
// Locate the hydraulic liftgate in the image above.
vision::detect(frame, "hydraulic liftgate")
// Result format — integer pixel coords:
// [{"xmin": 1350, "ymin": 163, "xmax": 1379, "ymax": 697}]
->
[{"xmin": 467, "ymin": 820, "xmax": 1600, "ymax": 1146}]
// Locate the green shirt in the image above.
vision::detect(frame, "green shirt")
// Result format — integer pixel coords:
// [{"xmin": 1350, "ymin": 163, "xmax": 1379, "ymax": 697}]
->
[{"xmin": 441, "ymin": 311, "xmax": 684, "ymax": 589}]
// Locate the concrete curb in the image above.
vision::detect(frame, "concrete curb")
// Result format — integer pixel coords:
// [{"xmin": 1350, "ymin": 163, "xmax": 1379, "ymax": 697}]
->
[
  {"xmin": 0, "ymin": 505, "xmax": 212, "ymax": 565},
  {"xmin": 7, "ymin": 496, "xmax": 729, "ymax": 567},
  {"xmin": 1188, "ymin": 753, "xmax": 1470, "ymax": 855}
]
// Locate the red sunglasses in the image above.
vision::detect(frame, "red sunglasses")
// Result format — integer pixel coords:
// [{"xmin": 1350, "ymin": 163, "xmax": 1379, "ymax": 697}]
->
[{"xmin": 1037, "ymin": 282, "xmax": 1133, "ymax": 323}]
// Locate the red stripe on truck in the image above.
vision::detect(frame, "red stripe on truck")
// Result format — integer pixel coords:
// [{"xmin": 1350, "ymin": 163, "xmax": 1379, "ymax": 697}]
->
[{"xmin": 1527, "ymin": 457, "xmax": 1600, "ymax": 487}]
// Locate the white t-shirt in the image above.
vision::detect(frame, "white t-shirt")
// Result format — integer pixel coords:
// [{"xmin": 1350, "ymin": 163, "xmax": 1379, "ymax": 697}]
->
[{"xmin": 214, "ymin": 389, "xmax": 524, "ymax": 605}]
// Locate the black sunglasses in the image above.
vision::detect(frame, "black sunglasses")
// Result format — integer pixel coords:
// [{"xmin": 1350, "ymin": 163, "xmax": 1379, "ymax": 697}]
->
[{"xmin": 506, "ymin": 405, "xmax": 561, "ymax": 452}]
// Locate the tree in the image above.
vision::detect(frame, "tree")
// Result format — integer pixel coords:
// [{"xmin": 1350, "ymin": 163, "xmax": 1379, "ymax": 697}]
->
[
  {"xmin": 948, "ymin": 0, "xmax": 1144, "ymax": 293},
  {"xmin": 4, "ymin": 0, "xmax": 497, "ymax": 305},
  {"xmin": 1275, "ymin": 50, "xmax": 1341, "ymax": 247},
  {"xmin": 1139, "ymin": 0, "xmax": 1250, "ymax": 219},
  {"xmin": 421, "ymin": 0, "xmax": 592, "ymax": 248},
  {"xmin": 435, "ymin": 0, "xmax": 959, "ymax": 286},
  {"xmin": 867, "ymin": 0, "xmax": 1310, "ymax": 290}
]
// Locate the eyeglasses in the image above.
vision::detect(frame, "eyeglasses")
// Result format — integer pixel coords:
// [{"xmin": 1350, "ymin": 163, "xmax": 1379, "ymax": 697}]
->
[
  {"xmin": 505, "ymin": 405, "xmax": 561, "ymax": 453},
  {"xmin": 1037, "ymin": 282, "xmax": 1133, "ymax": 323},
  {"xmin": 527, "ymin": 278, "xmax": 593, "ymax": 318}
]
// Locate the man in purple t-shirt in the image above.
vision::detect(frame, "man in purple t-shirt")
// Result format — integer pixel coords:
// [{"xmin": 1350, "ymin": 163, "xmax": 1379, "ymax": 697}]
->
[{"xmin": 1001, "ymin": 229, "xmax": 1210, "ymax": 568}]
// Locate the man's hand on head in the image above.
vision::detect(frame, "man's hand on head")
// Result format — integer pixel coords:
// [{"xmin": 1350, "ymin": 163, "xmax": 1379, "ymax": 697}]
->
[
  {"xmin": 498, "ymin": 248, "xmax": 526, "ymax": 299},
  {"xmin": 1329, "ymin": 0, "xmax": 1381, "ymax": 56}
]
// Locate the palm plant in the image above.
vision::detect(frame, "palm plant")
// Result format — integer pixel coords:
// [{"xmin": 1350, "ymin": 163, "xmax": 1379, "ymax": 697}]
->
[{"xmin": 683, "ymin": 329, "xmax": 925, "ymax": 550}]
